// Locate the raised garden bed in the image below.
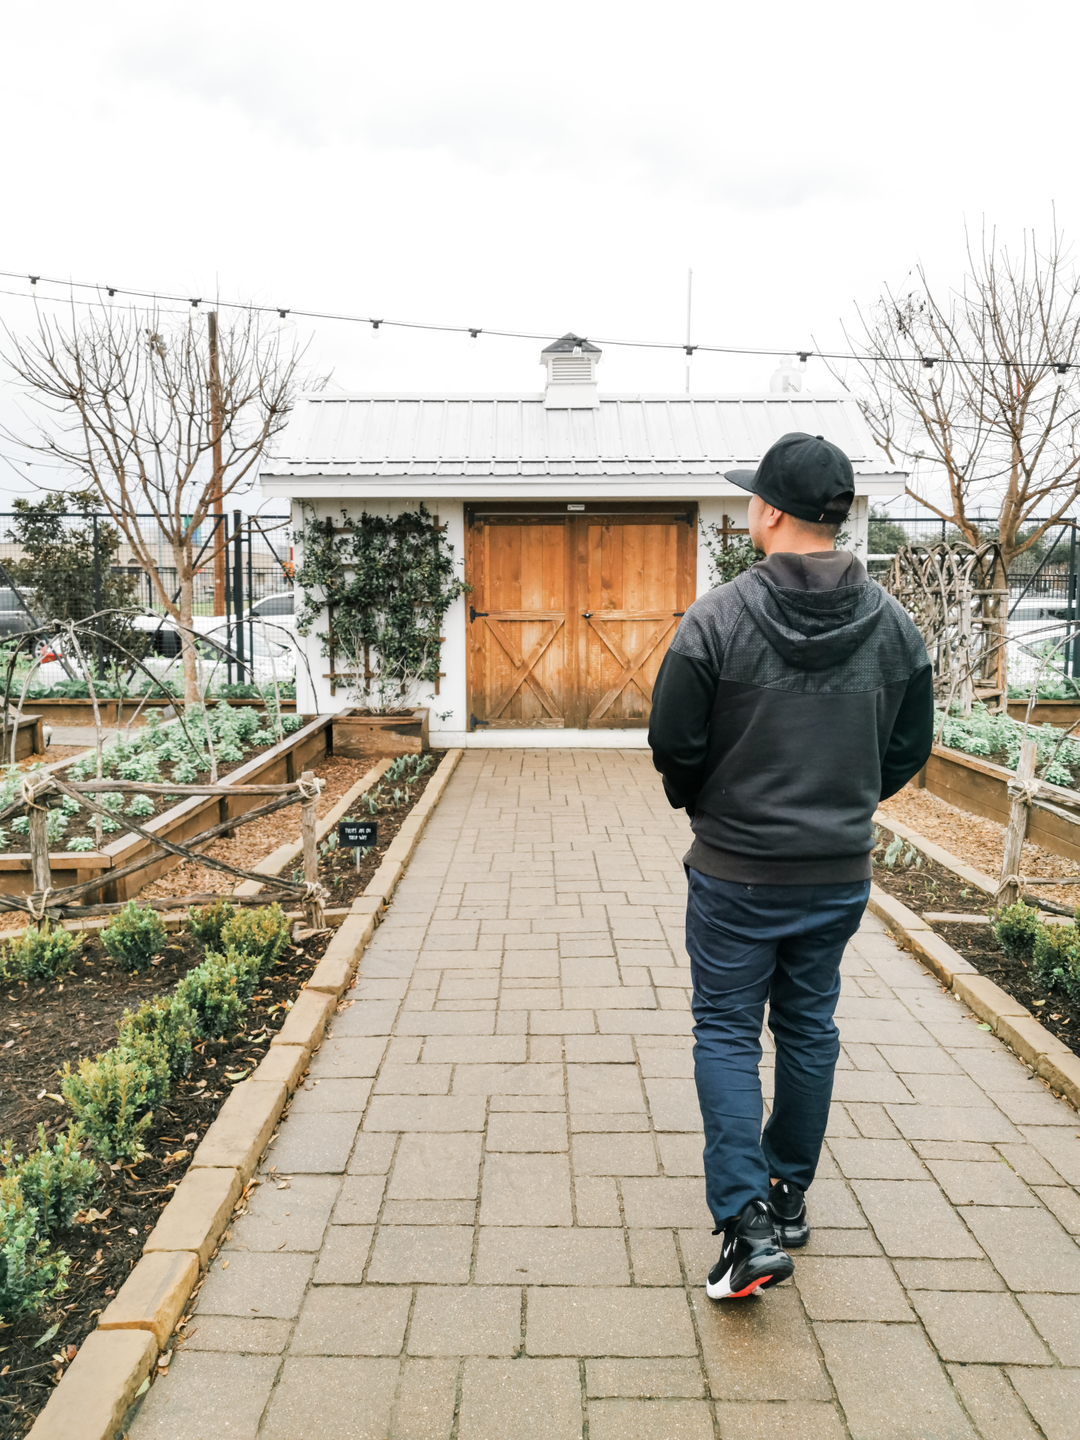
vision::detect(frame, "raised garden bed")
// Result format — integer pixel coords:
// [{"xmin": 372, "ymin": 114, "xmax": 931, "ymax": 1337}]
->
[
  {"xmin": 872, "ymin": 825, "xmax": 1080, "ymax": 1059},
  {"xmin": 0, "ymin": 918, "xmax": 332, "ymax": 1440},
  {"xmin": 271, "ymin": 752, "xmax": 441, "ymax": 906},
  {"xmin": 0, "ymin": 749, "xmax": 452, "ymax": 1435},
  {"xmin": 1006, "ymin": 698, "xmax": 1080, "ymax": 726},
  {"xmin": 923, "ymin": 746, "xmax": 1080, "ymax": 868},
  {"xmin": 0, "ymin": 712, "xmax": 323, "ymax": 904},
  {"xmin": 17, "ymin": 696, "xmax": 297, "ymax": 730}
]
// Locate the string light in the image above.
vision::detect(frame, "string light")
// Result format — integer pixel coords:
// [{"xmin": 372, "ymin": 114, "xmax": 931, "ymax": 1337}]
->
[{"xmin": 0, "ymin": 266, "xmax": 1075, "ymax": 372}]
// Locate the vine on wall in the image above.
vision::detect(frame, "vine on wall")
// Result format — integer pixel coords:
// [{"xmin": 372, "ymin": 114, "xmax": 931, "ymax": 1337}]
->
[{"xmin": 295, "ymin": 506, "xmax": 467, "ymax": 712}]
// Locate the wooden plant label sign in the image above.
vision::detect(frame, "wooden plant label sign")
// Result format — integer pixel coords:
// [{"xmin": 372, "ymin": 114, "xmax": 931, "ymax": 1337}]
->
[{"xmin": 339, "ymin": 819, "xmax": 378, "ymax": 848}]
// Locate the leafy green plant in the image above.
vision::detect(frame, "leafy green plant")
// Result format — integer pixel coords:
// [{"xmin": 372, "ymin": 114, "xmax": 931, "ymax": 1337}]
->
[
  {"xmin": 126, "ymin": 794, "xmax": 155, "ymax": 818},
  {"xmin": 174, "ymin": 949, "xmax": 259, "ymax": 1040},
  {"xmin": 0, "ymin": 922, "xmax": 79, "ymax": 983},
  {"xmin": 2, "ymin": 1125, "xmax": 98, "ymax": 1235},
  {"xmin": 187, "ymin": 898, "xmax": 236, "ymax": 953},
  {"xmin": 68, "ymin": 836, "xmax": 99, "ymax": 853},
  {"xmin": 0, "ymin": 1177, "xmax": 70, "ymax": 1320},
  {"xmin": 702, "ymin": 523, "xmax": 762, "ymax": 587},
  {"xmin": 939, "ymin": 703, "xmax": 1080, "ymax": 787},
  {"xmin": 295, "ymin": 504, "xmax": 467, "ymax": 711},
  {"xmin": 220, "ymin": 904, "xmax": 290, "ymax": 974},
  {"xmin": 101, "ymin": 901, "xmax": 167, "ymax": 973},
  {"xmin": 117, "ymin": 995, "xmax": 195, "ymax": 1080},
  {"xmin": 993, "ymin": 902, "xmax": 1043, "ymax": 962},
  {"xmin": 60, "ymin": 1053, "xmax": 155, "ymax": 1163},
  {"xmin": 871, "ymin": 828, "xmax": 924, "ymax": 870},
  {"xmin": 1032, "ymin": 921, "xmax": 1080, "ymax": 1002}
]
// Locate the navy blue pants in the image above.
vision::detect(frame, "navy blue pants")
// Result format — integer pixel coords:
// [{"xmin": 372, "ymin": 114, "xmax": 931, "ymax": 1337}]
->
[{"xmin": 685, "ymin": 869, "xmax": 870, "ymax": 1227}]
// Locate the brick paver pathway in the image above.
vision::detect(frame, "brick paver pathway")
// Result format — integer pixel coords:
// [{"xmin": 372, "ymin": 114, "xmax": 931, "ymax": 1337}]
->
[{"xmin": 132, "ymin": 751, "xmax": 1080, "ymax": 1440}]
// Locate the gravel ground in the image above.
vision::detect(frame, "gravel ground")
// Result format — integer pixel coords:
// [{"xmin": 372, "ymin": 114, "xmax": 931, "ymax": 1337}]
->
[{"xmin": 879, "ymin": 782, "xmax": 1080, "ymax": 908}]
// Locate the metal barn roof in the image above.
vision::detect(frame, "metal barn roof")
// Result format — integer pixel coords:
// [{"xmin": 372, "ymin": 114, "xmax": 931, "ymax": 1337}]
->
[{"xmin": 262, "ymin": 393, "xmax": 891, "ymax": 479}]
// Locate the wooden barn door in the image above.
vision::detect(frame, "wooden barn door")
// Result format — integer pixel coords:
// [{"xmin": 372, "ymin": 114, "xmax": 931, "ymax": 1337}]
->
[
  {"xmin": 466, "ymin": 515, "xmax": 570, "ymax": 730},
  {"xmin": 467, "ymin": 507, "xmax": 694, "ymax": 731},
  {"xmin": 574, "ymin": 513, "xmax": 694, "ymax": 729}
]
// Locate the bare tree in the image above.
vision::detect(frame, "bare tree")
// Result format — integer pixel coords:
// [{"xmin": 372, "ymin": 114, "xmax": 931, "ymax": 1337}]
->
[
  {"xmin": 2, "ymin": 302, "xmax": 301, "ymax": 702},
  {"xmin": 835, "ymin": 223, "xmax": 1080, "ymax": 570}
]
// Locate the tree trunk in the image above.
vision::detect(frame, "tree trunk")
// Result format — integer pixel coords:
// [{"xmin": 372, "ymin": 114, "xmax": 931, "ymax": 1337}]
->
[{"xmin": 176, "ymin": 542, "xmax": 200, "ymax": 707}]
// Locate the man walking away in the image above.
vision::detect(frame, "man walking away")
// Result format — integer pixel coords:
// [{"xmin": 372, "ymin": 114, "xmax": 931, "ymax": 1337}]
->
[{"xmin": 648, "ymin": 433, "xmax": 933, "ymax": 1300}]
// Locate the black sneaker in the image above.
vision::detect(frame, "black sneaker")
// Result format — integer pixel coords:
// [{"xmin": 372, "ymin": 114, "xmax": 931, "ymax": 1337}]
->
[
  {"xmin": 705, "ymin": 1199, "xmax": 794, "ymax": 1300},
  {"xmin": 767, "ymin": 1181, "xmax": 810, "ymax": 1248}
]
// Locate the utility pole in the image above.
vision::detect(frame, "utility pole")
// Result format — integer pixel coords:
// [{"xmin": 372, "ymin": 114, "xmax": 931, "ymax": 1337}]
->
[{"xmin": 208, "ymin": 311, "xmax": 226, "ymax": 615}]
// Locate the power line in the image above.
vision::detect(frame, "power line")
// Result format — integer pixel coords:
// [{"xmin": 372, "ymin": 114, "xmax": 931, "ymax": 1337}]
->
[{"xmin": 0, "ymin": 266, "xmax": 1070, "ymax": 373}]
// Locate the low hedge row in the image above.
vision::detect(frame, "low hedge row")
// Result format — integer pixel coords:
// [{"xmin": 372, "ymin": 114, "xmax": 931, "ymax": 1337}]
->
[
  {"xmin": 0, "ymin": 900, "xmax": 291, "ymax": 1321},
  {"xmin": 994, "ymin": 901, "xmax": 1080, "ymax": 1003}
]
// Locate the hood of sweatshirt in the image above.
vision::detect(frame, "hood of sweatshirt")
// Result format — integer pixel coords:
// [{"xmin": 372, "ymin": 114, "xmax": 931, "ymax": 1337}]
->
[{"xmin": 737, "ymin": 550, "xmax": 887, "ymax": 671}]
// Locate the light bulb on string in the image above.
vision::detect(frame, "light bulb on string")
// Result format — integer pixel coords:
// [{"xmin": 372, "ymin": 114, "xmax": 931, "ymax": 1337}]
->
[
  {"xmin": 469, "ymin": 328, "xmax": 481, "ymax": 348},
  {"xmin": 28, "ymin": 275, "xmax": 39, "ymax": 299}
]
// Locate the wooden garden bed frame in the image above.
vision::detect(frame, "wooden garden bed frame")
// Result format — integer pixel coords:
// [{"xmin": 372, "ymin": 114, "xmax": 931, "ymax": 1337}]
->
[
  {"xmin": 0, "ymin": 714, "xmax": 334, "ymax": 911},
  {"xmin": 0, "ymin": 757, "xmax": 332, "ymax": 928}
]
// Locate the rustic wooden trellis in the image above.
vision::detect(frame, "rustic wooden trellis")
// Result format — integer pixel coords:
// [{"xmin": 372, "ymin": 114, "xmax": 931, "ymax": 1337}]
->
[
  {"xmin": 0, "ymin": 770, "xmax": 330, "ymax": 929},
  {"xmin": 880, "ymin": 542, "xmax": 1009, "ymax": 714}
]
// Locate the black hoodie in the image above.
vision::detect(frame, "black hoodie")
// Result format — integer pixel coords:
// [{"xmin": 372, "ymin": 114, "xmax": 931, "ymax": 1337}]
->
[{"xmin": 648, "ymin": 551, "xmax": 934, "ymax": 884}]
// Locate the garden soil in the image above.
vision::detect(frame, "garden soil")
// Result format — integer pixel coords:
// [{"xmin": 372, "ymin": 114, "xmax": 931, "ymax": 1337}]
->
[
  {"xmin": 0, "ymin": 927, "xmax": 331, "ymax": 1440},
  {"xmin": 872, "ymin": 819, "xmax": 1080, "ymax": 1061}
]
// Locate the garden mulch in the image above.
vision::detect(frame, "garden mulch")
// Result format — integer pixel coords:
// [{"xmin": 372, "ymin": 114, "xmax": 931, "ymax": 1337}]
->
[
  {"xmin": 140, "ymin": 754, "xmax": 384, "ymax": 902},
  {"xmin": 873, "ymin": 819, "xmax": 1080, "ymax": 1060},
  {"xmin": 880, "ymin": 781, "xmax": 1080, "ymax": 910}
]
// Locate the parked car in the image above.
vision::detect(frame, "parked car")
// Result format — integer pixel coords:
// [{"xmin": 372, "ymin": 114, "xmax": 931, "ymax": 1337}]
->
[
  {"xmin": 0, "ymin": 586, "xmax": 37, "ymax": 639},
  {"xmin": 245, "ymin": 591, "xmax": 294, "ymax": 620}
]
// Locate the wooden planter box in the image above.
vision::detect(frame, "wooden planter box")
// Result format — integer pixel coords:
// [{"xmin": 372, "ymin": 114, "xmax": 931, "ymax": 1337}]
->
[
  {"xmin": 19, "ymin": 696, "xmax": 297, "ymax": 729},
  {"xmin": 921, "ymin": 745, "xmax": 1080, "ymax": 867},
  {"xmin": 1005, "ymin": 699, "xmax": 1080, "ymax": 727},
  {"xmin": 2, "ymin": 711, "xmax": 45, "ymax": 761},
  {"xmin": 0, "ymin": 714, "xmax": 332, "ymax": 903},
  {"xmin": 331, "ymin": 707, "xmax": 429, "ymax": 757}
]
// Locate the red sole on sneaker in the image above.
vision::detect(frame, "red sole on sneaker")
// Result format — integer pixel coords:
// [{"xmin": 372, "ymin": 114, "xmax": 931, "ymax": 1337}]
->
[{"xmin": 723, "ymin": 1274, "xmax": 774, "ymax": 1299}]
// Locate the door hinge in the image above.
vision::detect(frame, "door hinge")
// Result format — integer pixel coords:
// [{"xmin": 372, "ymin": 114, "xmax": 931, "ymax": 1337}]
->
[
  {"xmin": 470, "ymin": 713, "xmax": 490, "ymax": 730},
  {"xmin": 469, "ymin": 607, "xmax": 489, "ymax": 623}
]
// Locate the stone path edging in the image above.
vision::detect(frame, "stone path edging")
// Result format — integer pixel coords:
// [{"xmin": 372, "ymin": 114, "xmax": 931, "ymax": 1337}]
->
[
  {"xmin": 27, "ymin": 748, "xmax": 464, "ymax": 1440},
  {"xmin": 867, "ymin": 816, "xmax": 1080, "ymax": 1114}
]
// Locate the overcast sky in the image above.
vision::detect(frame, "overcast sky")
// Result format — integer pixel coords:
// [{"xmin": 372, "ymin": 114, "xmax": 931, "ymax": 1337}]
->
[{"xmin": 1, "ymin": 0, "xmax": 1077, "ymax": 509}]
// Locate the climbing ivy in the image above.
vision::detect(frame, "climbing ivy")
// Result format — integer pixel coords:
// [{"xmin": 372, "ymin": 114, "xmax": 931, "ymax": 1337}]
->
[{"xmin": 295, "ymin": 506, "xmax": 467, "ymax": 711}]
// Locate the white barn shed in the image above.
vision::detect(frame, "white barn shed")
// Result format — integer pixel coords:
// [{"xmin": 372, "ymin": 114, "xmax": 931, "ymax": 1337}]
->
[{"xmin": 261, "ymin": 337, "xmax": 905, "ymax": 748}]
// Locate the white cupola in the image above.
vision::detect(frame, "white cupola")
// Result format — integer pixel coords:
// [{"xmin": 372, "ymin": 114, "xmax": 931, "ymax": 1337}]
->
[{"xmin": 541, "ymin": 333, "xmax": 602, "ymax": 409}]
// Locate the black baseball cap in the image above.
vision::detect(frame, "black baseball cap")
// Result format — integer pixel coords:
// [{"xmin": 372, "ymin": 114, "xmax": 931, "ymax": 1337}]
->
[{"xmin": 724, "ymin": 432, "xmax": 855, "ymax": 524}]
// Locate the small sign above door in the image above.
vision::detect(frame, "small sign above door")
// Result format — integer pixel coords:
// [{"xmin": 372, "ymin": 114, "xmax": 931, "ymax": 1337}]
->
[{"xmin": 339, "ymin": 820, "xmax": 378, "ymax": 848}]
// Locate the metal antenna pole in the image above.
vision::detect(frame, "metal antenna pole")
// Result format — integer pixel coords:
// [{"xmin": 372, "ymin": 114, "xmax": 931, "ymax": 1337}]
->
[{"xmin": 685, "ymin": 268, "xmax": 693, "ymax": 395}]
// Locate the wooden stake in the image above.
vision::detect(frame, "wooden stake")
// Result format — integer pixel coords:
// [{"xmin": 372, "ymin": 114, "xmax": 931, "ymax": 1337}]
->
[
  {"xmin": 300, "ymin": 769, "xmax": 324, "ymax": 929},
  {"xmin": 999, "ymin": 736, "xmax": 1037, "ymax": 908},
  {"xmin": 27, "ymin": 798, "xmax": 51, "ymax": 929}
]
